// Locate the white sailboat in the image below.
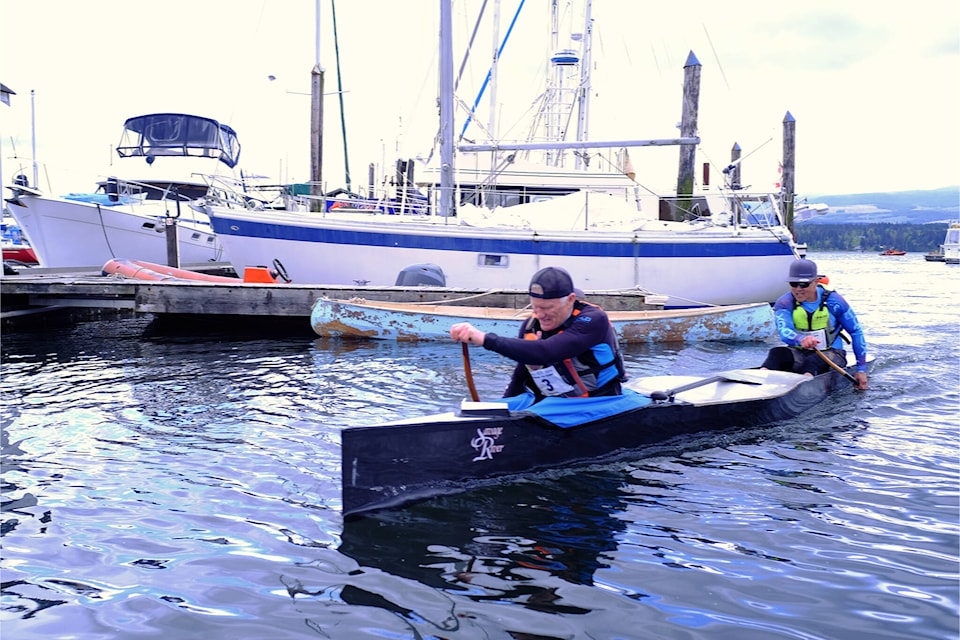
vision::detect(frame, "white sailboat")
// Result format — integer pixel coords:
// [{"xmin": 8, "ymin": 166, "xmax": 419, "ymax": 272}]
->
[{"xmin": 201, "ymin": 0, "xmax": 800, "ymax": 307}]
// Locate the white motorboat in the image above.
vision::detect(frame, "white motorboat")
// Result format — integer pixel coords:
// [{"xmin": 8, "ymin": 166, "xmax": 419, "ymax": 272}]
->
[{"xmin": 3, "ymin": 113, "xmax": 257, "ymax": 268}]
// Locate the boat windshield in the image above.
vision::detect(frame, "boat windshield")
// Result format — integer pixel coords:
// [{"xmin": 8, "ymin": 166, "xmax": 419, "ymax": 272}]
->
[
  {"xmin": 115, "ymin": 114, "xmax": 241, "ymax": 168},
  {"xmin": 945, "ymin": 226, "xmax": 960, "ymax": 244}
]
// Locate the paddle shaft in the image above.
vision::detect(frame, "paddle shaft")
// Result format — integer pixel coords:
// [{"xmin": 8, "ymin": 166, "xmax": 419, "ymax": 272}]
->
[
  {"xmin": 813, "ymin": 348, "xmax": 858, "ymax": 385},
  {"xmin": 649, "ymin": 373, "xmax": 761, "ymax": 402},
  {"xmin": 461, "ymin": 342, "xmax": 480, "ymax": 402}
]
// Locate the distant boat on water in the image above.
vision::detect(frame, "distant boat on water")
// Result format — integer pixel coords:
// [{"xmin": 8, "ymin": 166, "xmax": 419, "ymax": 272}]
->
[
  {"xmin": 879, "ymin": 248, "xmax": 907, "ymax": 256},
  {"xmin": 942, "ymin": 222, "xmax": 960, "ymax": 265}
]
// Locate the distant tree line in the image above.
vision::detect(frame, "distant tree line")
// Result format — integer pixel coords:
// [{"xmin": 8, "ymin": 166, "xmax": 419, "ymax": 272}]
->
[{"xmin": 795, "ymin": 223, "xmax": 948, "ymax": 252}]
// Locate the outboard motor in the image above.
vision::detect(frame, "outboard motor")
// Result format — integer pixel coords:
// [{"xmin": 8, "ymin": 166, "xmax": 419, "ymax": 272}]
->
[{"xmin": 395, "ymin": 263, "xmax": 446, "ymax": 287}]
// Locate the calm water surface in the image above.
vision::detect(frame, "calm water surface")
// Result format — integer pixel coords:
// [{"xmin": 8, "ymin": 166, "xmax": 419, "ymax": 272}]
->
[{"xmin": 2, "ymin": 252, "xmax": 958, "ymax": 639}]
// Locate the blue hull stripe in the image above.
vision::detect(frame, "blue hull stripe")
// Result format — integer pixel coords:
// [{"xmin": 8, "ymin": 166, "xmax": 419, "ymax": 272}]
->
[{"xmin": 211, "ymin": 217, "xmax": 795, "ymax": 259}]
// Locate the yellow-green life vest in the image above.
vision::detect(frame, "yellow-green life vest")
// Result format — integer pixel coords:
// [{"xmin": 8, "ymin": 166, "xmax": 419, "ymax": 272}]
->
[{"xmin": 792, "ymin": 287, "xmax": 838, "ymax": 349}]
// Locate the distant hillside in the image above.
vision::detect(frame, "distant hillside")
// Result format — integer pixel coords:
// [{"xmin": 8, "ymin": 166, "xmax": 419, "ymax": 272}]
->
[
  {"xmin": 798, "ymin": 186, "xmax": 959, "ymax": 225},
  {"xmin": 795, "ymin": 223, "xmax": 949, "ymax": 252}
]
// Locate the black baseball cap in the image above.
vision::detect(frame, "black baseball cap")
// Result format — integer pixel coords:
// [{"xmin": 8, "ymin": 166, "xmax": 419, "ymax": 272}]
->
[{"xmin": 529, "ymin": 267, "xmax": 579, "ymax": 299}]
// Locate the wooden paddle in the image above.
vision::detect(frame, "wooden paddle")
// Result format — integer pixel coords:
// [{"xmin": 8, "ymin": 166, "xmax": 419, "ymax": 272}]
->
[
  {"xmin": 461, "ymin": 342, "xmax": 480, "ymax": 402},
  {"xmin": 649, "ymin": 370, "xmax": 763, "ymax": 402},
  {"xmin": 814, "ymin": 349, "xmax": 859, "ymax": 386}
]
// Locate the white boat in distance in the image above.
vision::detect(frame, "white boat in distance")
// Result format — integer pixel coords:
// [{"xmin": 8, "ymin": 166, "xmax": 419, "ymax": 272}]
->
[
  {"xmin": 4, "ymin": 113, "xmax": 251, "ymax": 268},
  {"xmin": 202, "ymin": 0, "xmax": 801, "ymax": 307},
  {"xmin": 943, "ymin": 221, "xmax": 960, "ymax": 265}
]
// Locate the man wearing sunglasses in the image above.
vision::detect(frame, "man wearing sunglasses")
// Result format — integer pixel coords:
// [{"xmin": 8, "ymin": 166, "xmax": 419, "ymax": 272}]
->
[{"xmin": 761, "ymin": 258, "xmax": 869, "ymax": 390}]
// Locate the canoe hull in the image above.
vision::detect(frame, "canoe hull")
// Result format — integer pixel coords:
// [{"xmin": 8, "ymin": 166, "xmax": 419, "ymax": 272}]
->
[
  {"xmin": 312, "ymin": 298, "xmax": 775, "ymax": 343},
  {"xmin": 341, "ymin": 367, "xmax": 850, "ymax": 518}
]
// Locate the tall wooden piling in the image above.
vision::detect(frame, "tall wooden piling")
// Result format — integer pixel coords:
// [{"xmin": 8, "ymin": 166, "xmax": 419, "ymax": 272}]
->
[
  {"xmin": 310, "ymin": 65, "xmax": 325, "ymax": 212},
  {"xmin": 165, "ymin": 197, "xmax": 182, "ymax": 268},
  {"xmin": 674, "ymin": 51, "xmax": 702, "ymax": 221},
  {"xmin": 781, "ymin": 111, "xmax": 796, "ymax": 235},
  {"xmin": 730, "ymin": 143, "xmax": 742, "ymax": 189},
  {"xmin": 164, "ymin": 218, "xmax": 179, "ymax": 268}
]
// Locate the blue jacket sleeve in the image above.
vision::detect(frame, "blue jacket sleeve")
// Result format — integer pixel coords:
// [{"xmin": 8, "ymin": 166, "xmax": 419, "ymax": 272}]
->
[
  {"xmin": 826, "ymin": 292, "xmax": 868, "ymax": 372},
  {"xmin": 772, "ymin": 292, "xmax": 803, "ymax": 347}
]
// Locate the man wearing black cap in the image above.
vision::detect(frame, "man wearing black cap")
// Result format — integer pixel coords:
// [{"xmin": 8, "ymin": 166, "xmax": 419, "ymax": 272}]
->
[
  {"xmin": 761, "ymin": 258, "xmax": 869, "ymax": 390},
  {"xmin": 450, "ymin": 266, "xmax": 625, "ymax": 401}
]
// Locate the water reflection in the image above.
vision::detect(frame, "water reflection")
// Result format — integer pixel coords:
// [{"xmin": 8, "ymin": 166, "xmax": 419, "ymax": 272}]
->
[{"xmin": 338, "ymin": 467, "xmax": 634, "ymax": 601}]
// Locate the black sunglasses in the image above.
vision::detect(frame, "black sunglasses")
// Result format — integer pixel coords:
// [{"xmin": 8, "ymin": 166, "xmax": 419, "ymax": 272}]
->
[{"xmin": 789, "ymin": 281, "xmax": 813, "ymax": 289}]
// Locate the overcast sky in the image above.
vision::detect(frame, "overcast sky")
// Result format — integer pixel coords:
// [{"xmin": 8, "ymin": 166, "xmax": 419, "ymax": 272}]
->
[{"xmin": 1, "ymin": 0, "xmax": 957, "ymax": 197}]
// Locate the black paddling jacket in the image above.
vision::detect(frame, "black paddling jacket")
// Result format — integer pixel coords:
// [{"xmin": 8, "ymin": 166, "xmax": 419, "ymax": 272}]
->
[{"xmin": 481, "ymin": 300, "xmax": 625, "ymax": 400}]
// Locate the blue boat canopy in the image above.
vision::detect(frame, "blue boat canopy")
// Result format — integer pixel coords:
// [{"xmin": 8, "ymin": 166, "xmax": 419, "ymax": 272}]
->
[{"xmin": 116, "ymin": 113, "xmax": 241, "ymax": 168}]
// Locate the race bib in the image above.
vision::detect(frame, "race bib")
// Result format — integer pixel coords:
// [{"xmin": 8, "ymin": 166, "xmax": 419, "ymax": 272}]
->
[
  {"xmin": 528, "ymin": 366, "xmax": 576, "ymax": 396},
  {"xmin": 796, "ymin": 329, "xmax": 828, "ymax": 350}
]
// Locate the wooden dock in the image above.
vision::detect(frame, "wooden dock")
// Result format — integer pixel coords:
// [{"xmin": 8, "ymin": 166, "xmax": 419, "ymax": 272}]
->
[{"xmin": 1, "ymin": 264, "xmax": 660, "ymax": 330}]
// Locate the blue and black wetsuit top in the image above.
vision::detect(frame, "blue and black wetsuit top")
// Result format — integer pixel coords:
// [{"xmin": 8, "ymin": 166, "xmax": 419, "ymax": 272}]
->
[
  {"xmin": 771, "ymin": 285, "xmax": 869, "ymax": 373},
  {"xmin": 482, "ymin": 300, "xmax": 625, "ymax": 400}
]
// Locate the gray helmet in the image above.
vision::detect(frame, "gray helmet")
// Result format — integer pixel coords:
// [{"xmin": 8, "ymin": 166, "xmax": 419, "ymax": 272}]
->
[{"xmin": 787, "ymin": 259, "xmax": 819, "ymax": 283}]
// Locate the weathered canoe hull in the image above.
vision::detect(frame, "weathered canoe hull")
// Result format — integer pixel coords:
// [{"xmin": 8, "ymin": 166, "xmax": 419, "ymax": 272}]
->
[
  {"xmin": 312, "ymin": 298, "xmax": 775, "ymax": 343},
  {"xmin": 341, "ymin": 366, "xmax": 853, "ymax": 518}
]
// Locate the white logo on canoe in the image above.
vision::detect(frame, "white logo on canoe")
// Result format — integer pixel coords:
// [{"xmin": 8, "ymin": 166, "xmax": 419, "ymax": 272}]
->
[{"xmin": 471, "ymin": 427, "xmax": 504, "ymax": 461}]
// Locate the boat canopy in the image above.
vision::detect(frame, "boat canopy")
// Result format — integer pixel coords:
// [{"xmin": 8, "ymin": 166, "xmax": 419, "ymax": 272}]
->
[{"xmin": 116, "ymin": 113, "xmax": 241, "ymax": 168}]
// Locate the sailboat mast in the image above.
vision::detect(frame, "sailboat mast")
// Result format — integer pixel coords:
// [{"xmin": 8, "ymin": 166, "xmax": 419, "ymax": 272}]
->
[
  {"xmin": 439, "ymin": 0, "xmax": 455, "ymax": 218},
  {"xmin": 547, "ymin": 0, "xmax": 560, "ymax": 166},
  {"xmin": 331, "ymin": 0, "xmax": 351, "ymax": 192},
  {"xmin": 310, "ymin": 0, "xmax": 325, "ymax": 207},
  {"xmin": 574, "ymin": 0, "xmax": 592, "ymax": 169},
  {"xmin": 488, "ymin": 0, "xmax": 501, "ymax": 144}
]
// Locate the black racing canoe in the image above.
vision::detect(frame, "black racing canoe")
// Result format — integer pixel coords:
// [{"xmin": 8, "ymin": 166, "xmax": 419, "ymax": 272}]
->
[{"xmin": 341, "ymin": 359, "xmax": 868, "ymax": 519}]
